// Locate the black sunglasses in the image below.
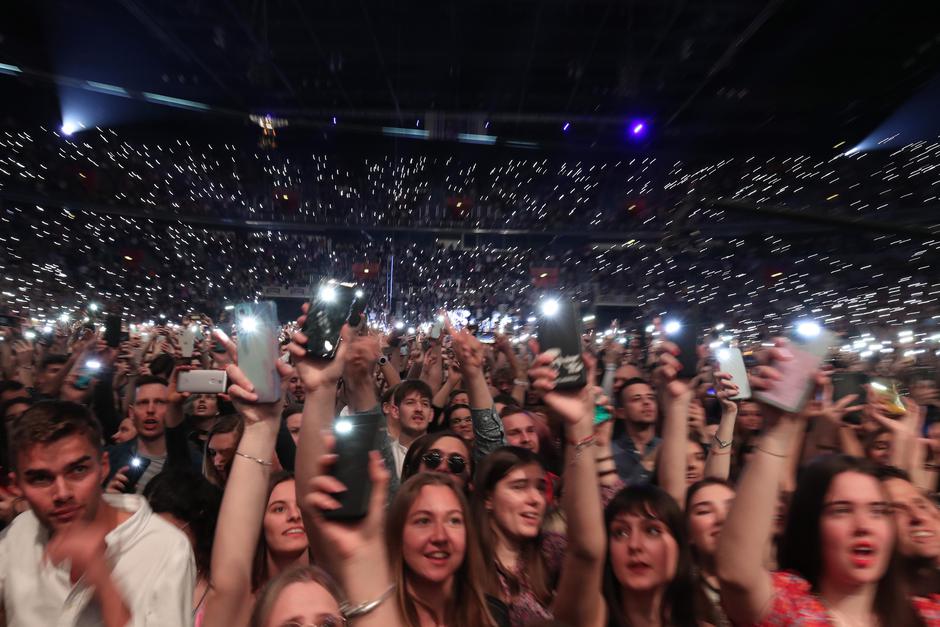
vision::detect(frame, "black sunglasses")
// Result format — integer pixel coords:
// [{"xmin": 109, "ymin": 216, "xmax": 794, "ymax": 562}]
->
[{"xmin": 422, "ymin": 450, "xmax": 467, "ymax": 475}]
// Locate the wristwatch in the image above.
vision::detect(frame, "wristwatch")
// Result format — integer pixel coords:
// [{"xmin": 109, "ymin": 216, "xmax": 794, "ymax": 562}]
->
[{"xmin": 378, "ymin": 355, "xmax": 389, "ymax": 366}]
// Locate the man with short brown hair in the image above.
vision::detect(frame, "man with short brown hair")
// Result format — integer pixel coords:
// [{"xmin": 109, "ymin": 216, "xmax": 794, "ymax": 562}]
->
[{"xmin": 0, "ymin": 400, "xmax": 194, "ymax": 626}]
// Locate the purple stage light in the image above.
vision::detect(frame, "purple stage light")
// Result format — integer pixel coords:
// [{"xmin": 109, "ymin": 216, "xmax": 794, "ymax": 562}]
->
[{"xmin": 562, "ymin": 122, "xmax": 571, "ymax": 132}]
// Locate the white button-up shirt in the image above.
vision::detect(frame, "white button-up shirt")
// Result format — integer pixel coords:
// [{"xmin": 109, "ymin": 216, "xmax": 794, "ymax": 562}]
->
[{"xmin": 0, "ymin": 494, "xmax": 195, "ymax": 627}]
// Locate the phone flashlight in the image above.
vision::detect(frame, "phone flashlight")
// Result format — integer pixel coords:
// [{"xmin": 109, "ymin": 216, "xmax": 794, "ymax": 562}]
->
[
  {"xmin": 335, "ymin": 419, "xmax": 353, "ymax": 435},
  {"xmin": 131, "ymin": 457, "xmax": 143, "ymax": 468},
  {"xmin": 239, "ymin": 316, "xmax": 259, "ymax": 333},
  {"xmin": 717, "ymin": 348, "xmax": 731, "ymax": 361},
  {"xmin": 86, "ymin": 359, "xmax": 102, "ymax": 371},
  {"xmin": 796, "ymin": 321, "xmax": 821, "ymax": 338},
  {"xmin": 24, "ymin": 330, "xmax": 36, "ymax": 340},
  {"xmin": 320, "ymin": 285, "xmax": 337, "ymax": 302},
  {"xmin": 664, "ymin": 320, "xmax": 681, "ymax": 335},
  {"xmin": 541, "ymin": 299, "xmax": 560, "ymax": 317}
]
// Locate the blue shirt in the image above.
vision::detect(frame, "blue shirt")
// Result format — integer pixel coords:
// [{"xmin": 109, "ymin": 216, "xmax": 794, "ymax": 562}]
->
[{"xmin": 611, "ymin": 432, "xmax": 661, "ymax": 485}]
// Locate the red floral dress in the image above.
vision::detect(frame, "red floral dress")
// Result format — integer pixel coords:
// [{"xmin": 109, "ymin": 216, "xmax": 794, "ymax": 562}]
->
[{"xmin": 751, "ymin": 571, "xmax": 940, "ymax": 626}]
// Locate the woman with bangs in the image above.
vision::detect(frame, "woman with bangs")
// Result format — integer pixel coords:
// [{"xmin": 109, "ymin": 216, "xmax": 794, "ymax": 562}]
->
[{"xmin": 717, "ymin": 341, "xmax": 939, "ymax": 627}]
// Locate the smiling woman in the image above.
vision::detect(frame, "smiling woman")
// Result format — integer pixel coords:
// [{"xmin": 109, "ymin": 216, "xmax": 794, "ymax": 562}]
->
[
  {"xmin": 252, "ymin": 472, "xmax": 310, "ymax": 591},
  {"xmin": 386, "ymin": 473, "xmax": 502, "ymax": 627}
]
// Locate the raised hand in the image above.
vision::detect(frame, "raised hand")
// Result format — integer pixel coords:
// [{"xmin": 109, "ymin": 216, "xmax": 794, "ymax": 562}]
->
[
  {"xmin": 803, "ymin": 379, "xmax": 863, "ymax": 427},
  {"xmin": 286, "ymin": 304, "xmax": 350, "ymax": 392},
  {"xmin": 302, "ymin": 443, "xmax": 390, "ymax": 562},
  {"xmin": 652, "ymin": 340, "xmax": 692, "ymax": 401},
  {"xmin": 225, "ymin": 360, "xmax": 293, "ymax": 425},
  {"xmin": 714, "ymin": 371, "xmax": 741, "ymax": 413},
  {"xmin": 447, "ymin": 319, "xmax": 484, "ymax": 374},
  {"xmin": 529, "ymin": 350, "xmax": 604, "ymax": 428}
]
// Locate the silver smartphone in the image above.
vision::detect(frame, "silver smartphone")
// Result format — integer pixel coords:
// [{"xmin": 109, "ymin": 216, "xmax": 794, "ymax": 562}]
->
[
  {"xmin": 715, "ymin": 347, "xmax": 751, "ymax": 400},
  {"xmin": 235, "ymin": 301, "xmax": 281, "ymax": 403},
  {"xmin": 180, "ymin": 325, "xmax": 196, "ymax": 358},
  {"xmin": 177, "ymin": 370, "xmax": 227, "ymax": 394}
]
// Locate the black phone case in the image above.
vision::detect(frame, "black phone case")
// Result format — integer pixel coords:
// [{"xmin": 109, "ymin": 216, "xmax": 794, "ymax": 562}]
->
[
  {"xmin": 275, "ymin": 419, "xmax": 297, "ymax": 473},
  {"xmin": 831, "ymin": 372, "xmax": 869, "ymax": 425},
  {"xmin": 303, "ymin": 285, "xmax": 355, "ymax": 359},
  {"xmin": 104, "ymin": 315, "xmax": 122, "ymax": 348},
  {"xmin": 670, "ymin": 316, "xmax": 702, "ymax": 379},
  {"xmin": 537, "ymin": 299, "xmax": 586, "ymax": 390},
  {"xmin": 324, "ymin": 412, "xmax": 382, "ymax": 521},
  {"xmin": 123, "ymin": 457, "xmax": 152, "ymax": 493}
]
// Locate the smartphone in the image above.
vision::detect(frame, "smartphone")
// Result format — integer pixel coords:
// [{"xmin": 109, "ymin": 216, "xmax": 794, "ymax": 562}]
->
[
  {"xmin": 831, "ymin": 372, "xmax": 869, "ymax": 424},
  {"xmin": 177, "ymin": 370, "xmax": 228, "ymax": 394},
  {"xmin": 180, "ymin": 325, "xmax": 196, "ymax": 358},
  {"xmin": 870, "ymin": 377, "xmax": 906, "ymax": 417},
  {"xmin": 537, "ymin": 298, "xmax": 586, "ymax": 390},
  {"xmin": 753, "ymin": 330, "xmax": 835, "ymax": 414},
  {"xmin": 302, "ymin": 283, "xmax": 355, "ymax": 359},
  {"xmin": 400, "ymin": 344, "xmax": 410, "ymax": 357},
  {"xmin": 123, "ymin": 456, "xmax": 152, "ymax": 494},
  {"xmin": 324, "ymin": 412, "xmax": 382, "ymax": 521},
  {"xmin": 664, "ymin": 315, "xmax": 702, "ymax": 379},
  {"xmin": 716, "ymin": 347, "xmax": 752, "ymax": 399},
  {"xmin": 347, "ymin": 294, "xmax": 367, "ymax": 329},
  {"xmin": 235, "ymin": 301, "xmax": 281, "ymax": 403},
  {"xmin": 594, "ymin": 405, "xmax": 612, "ymax": 425},
  {"xmin": 430, "ymin": 320, "xmax": 443, "ymax": 340},
  {"xmin": 104, "ymin": 315, "xmax": 122, "ymax": 348}
]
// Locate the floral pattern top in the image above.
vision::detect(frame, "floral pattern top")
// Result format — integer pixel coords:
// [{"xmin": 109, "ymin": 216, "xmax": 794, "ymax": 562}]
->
[{"xmin": 751, "ymin": 571, "xmax": 940, "ymax": 626}]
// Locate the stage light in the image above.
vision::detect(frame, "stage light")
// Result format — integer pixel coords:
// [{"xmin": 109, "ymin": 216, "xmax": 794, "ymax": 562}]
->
[
  {"xmin": 629, "ymin": 119, "xmax": 649, "ymax": 139},
  {"xmin": 61, "ymin": 120, "xmax": 82, "ymax": 136},
  {"xmin": 332, "ymin": 116, "xmax": 337, "ymax": 125},
  {"xmin": 562, "ymin": 122, "xmax": 571, "ymax": 132}
]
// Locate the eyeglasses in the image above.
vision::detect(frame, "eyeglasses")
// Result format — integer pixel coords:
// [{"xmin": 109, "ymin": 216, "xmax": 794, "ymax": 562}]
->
[
  {"xmin": 280, "ymin": 617, "xmax": 346, "ymax": 627},
  {"xmin": 421, "ymin": 450, "xmax": 467, "ymax": 475}
]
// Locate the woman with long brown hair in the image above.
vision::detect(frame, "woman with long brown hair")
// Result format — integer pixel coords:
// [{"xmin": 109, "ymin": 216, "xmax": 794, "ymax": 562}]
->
[{"xmin": 386, "ymin": 472, "xmax": 504, "ymax": 626}]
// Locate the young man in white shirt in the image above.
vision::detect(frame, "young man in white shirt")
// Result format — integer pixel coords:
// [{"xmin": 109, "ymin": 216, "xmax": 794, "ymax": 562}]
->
[{"xmin": 0, "ymin": 400, "xmax": 195, "ymax": 626}]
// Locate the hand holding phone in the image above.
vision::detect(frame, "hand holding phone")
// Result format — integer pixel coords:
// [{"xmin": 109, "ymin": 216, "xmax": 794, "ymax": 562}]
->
[
  {"xmin": 663, "ymin": 314, "xmax": 702, "ymax": 380},
  {"xmin": 323, "ymin": 413, "xmax": 382, "ymax": 520},
  {"xmin": 537, "ymin": 298, "xmax": 586, "ymax": 390},
  {"xmin": 753, "ymin": 330, "xmax": 835, "ymax": 414},
  {"xmin": 302, "ymin": 283, "xmax": 355, "ymax": 359},
  {"xmin": 715, "ymin": 347, "xmax": 751, "ymax": 399},
  {"xmin": 234, "ymin": 301, "xmax": 281, "ymax": 403}
]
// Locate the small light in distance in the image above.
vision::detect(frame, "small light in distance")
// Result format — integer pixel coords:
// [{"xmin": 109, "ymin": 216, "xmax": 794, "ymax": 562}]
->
[
  {"xmin": 714, "ymin": 323, "xmax": 725, "ymax": 331},
  {"xmin": 629, "ymin": 119, "xmax": 649, "ymax": 139},
  {"xmin": 224, "ymin": 304, "xmax": 235, "ymax": 311},
  {"xmin": 664, "ymin": 320, "xmax": 681, "ymax": 335},
  {"xmin": 58, "ymin": 313, "xmax": 70, "ymax": 323},
  {"xmin": 795, "ymin": 321, "xmax": 821, "ymax": 338},
  {"xmin": 88, "ymin": 303, "xmax": 99, "ymax": 312},
  {"xmin": 354, "ymin": 289, "xmax": 364, "ymax": 298},
  {"xmin": 562, "ymin": 122, "xmax": 571, "ymax": 132},
  {"xmin": 394, "ymin": 321, "xmax": 404, "ymax": 330},
  {"xmin": 541, "ymin": 299, "xmax": 560, "ymax": 317},
  {"xmin": 335, "ymin": 419, "xmax": 353, "ymax": 435},
  {"xmin": 24, "ymin": 330, "xmax": 36, "ymax": 340}
]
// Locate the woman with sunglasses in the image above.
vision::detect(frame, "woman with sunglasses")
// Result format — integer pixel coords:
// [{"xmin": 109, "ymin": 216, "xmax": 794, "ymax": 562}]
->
[{"xmin": 401, "ymin": 429, "xmax": 472, "ymax": 490}]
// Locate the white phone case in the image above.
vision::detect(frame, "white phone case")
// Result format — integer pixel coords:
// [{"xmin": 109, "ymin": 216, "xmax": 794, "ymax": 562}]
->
[{"xmin": 716, "ymin": 347, "xmax": 752, "ymax": 400}]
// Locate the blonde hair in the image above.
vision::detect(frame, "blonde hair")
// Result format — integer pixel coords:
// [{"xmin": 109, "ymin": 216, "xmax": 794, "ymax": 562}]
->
[{"xmin": 249, "ymin": 564, "xmax": 343, "ymax": 627}]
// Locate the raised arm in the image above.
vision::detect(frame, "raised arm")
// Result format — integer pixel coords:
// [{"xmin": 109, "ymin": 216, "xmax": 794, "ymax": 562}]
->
[
  {"xmin": 203, "ymin": 347, "xmax": 293, "ymax": 627},
  {"xmin": 705, "ymin": 372, "xmax": 738, "ymax": 480},
  {"xmin": 449, "ymin": 323, "xmax": 504, "ymax": 459},
  {"xmin": 717, "ymin": 343, "xmax": 802, "ymax": 625},
  {"xmin": 419, "ymin": 339, "xmax": 444, "ymax": 395},
  {"xmin": 653, "ymin": 342, "xmax": 693, "ymax": 510},
  {"xmin": 531, "ymin": 352, "xmax": 608, "ymax": 627}
]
